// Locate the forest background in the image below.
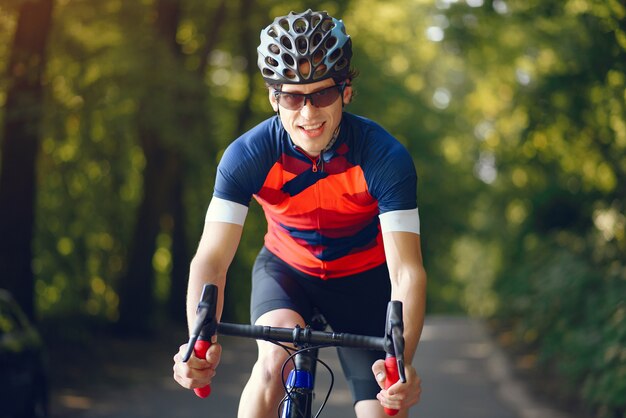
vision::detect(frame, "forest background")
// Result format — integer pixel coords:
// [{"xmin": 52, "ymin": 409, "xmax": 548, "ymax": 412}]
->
[{"xmin": 0, "ymin": 0, "xmax": 624, "ymax": 417}]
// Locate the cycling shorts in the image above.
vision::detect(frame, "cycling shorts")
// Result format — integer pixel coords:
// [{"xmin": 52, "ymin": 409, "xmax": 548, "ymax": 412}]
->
[{"xmin": 251, "ymin": 246, "xmax": 391, "ymax": 404}]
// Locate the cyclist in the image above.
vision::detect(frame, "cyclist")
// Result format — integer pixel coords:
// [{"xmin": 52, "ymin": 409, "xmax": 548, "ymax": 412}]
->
[{"xmin": 173, "ymin": 10, "xmax": 427, "ymax": 418}]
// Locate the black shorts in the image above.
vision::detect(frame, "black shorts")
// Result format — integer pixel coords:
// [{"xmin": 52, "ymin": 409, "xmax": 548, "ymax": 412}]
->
[{"xmin": 251, "ymin": 246, "xmax": 391, "ymax": 404}]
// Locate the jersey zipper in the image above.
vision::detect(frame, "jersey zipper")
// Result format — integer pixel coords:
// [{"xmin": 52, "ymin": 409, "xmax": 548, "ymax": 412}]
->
[
  {"xmin": 295, "ymin": 146, "xmax": 323, "ymax": 172},
  {"xmin": 293, "ymin": 145, "xmax": 326, "ymax": 276},
  {"xmin": 314, "ymin": 161, "xmax": 325, "ymax": 277}
]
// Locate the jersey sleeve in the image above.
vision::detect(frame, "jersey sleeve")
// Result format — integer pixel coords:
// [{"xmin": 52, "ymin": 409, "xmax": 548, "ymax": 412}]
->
[
  {"xmin": 213, "ymin": 117, "xmax": 281, "ymax": 206},
  {"xmin": 379, "ymin": 208, "xmax": 420, "ymax": 234},
  {"xmin": 214, "ymin": 140, "xmax": 257, "ymax": 206},
  {"xmin": 205, "ymin": 197, "xmax": 249, "ymax": 225},
  {"xmin": 360, "ymin": 122, "xmax": 418, "ymax": 214}
]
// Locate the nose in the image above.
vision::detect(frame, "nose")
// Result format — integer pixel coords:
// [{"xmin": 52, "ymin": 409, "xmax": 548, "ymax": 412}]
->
[{"xmin": 300, "ymin": 97, "xmax": 318, "ymax": 117}]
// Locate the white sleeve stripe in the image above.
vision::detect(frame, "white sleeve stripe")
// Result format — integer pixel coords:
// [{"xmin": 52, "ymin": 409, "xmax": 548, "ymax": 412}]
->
[
  {"xmin": 205, "ymin": 197, "xmax": 248, "ymax": 226},
  {"xmin": 379, "ymin": 208, "xmax": 420, "ymax": 234}
]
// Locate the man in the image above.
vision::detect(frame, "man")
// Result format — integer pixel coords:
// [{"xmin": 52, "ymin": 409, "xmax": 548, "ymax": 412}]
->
[{"xmin": 173, "ymin": 10, "xmax": 427, "ymax": 418}]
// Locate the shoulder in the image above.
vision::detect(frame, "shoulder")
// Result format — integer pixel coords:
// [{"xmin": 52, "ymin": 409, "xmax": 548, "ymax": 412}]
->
[
  {"xmin": 214, "ymin": 116, "xmax": 284, "ymax": 204},
  {"xmin": 223, "ymin": 116, "xmax": 283, "ymax": 160},
  {"xmin": 342, "ymin": 113, "xmax": 413, "ymax": 169},
  {"xmin": 219, "ymin": 116, "xmax": 285, "ymax": 174},
  {"xmin": 341, "ymin": 113, "xmax": 417, "ymax": 211}
]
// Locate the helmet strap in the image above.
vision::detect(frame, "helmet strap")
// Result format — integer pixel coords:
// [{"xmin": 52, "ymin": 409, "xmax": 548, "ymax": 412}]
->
[{"xmin": 324, "ymin": 124, "xmax": 341, "ymax": 152}]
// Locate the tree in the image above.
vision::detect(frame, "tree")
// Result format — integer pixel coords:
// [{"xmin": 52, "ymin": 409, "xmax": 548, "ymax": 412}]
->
[
  {"xmin": 0, "ymin": 0, "xmax": 54, "ymax": 320},
  {"xmin": 438, "ymin": 1, "xmax": 626, "ymax": 414},
  {"xmin": 116, "ymin": 0, "xmax": 228, "ymax": 332}
]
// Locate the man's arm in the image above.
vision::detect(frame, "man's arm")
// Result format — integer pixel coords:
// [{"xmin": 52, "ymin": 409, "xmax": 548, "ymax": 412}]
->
[
  {"xmin": 186, "ymin": 220, "xmax": 244, "ymax": 332},
  {"xmin": 382, "ymin": 230, "xmax": 427, "ymax": 362},
  {"xmin": 173, "ymin": 220, "xmax": 243, "ymax": 392},
  {"xmin": 372, "ymin": 230, "xmax": 426, "ymax": 413}
]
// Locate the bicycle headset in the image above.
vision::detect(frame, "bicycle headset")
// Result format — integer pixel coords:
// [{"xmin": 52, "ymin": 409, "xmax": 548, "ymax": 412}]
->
[{"xmin": 257, "ymin": 9, "xmax": 353, "ymax": 84}]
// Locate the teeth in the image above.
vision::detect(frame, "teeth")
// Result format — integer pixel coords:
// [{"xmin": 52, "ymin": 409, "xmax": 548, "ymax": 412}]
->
[{"xmin": 301, "ymin": 123, "xmax": 323, "ymax": 130}]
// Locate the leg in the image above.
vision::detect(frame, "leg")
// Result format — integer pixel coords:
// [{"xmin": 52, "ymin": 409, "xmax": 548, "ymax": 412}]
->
[
  {"xmin": 355, "ymin": 400, "xmax": 409, "ymax": 418},
  {"xmin": 306, "ymin": 263, "xmax": 393, "ymax": 417},
  {"xmin": 238, "ymin": 308, "xmax": 306, "ymax": 418}
]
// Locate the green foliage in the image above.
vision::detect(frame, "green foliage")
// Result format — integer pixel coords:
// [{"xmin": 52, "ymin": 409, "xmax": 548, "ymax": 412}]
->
[
  {"xmin": 433, "ymin": 0, "xmax": 626, "ymax": 415},
  {"xmin": 494, "ymin": 232, "xmax": 626, "ymax": 416},
  {"xmin": 1, "ymin": 0, "xmax": 625, "ymax": 413}
]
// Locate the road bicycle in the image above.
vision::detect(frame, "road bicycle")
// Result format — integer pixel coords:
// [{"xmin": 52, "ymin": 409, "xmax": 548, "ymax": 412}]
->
[{"xmin": 182, "ymin": 284, "xmax": 407, "ymax": 418}]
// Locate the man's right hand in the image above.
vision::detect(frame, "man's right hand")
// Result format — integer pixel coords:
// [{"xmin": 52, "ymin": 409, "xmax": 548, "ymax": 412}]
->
[{"xmin": 173, "ymin": 342, "xmax": 222, "ymax": 390}]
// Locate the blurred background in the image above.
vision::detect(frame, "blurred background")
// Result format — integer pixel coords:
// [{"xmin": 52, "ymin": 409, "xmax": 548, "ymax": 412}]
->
[{"xmin": 0, "ymin": 0, "xmax": 624, "ymax": 417}]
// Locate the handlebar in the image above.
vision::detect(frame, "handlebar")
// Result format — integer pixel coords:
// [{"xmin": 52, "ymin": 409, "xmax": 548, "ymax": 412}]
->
[
  {"xmin": 216, "ymin": 322, "xmax": 386, "ymax": 349},
  {"xmin": 183, "ymin": 284, "xmax": 407, "ymax": 416}
]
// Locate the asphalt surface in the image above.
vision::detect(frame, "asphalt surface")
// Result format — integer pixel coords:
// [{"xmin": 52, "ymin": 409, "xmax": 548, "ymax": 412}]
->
[{"xmin": 50, "ymin": 316, "xmax": 570, "ymax": 418}]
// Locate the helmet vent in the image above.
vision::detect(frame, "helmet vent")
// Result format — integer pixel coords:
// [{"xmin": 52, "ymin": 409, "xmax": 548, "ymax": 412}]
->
[
  {"xmin": 268, "ymin": 27, "xmax": 278, "ymax": 38},
  {"xmin": 281, "ymin": 36, "xmax": 293, "ymax": 50},
  {"xmin": 282, "ymin": 53, "xmax": 295, "ymax": 67},
  {"xmin": 263, "ymin": 68, "xmax": 275, "ymax": 77},
  {"xmin": 312, "ymin": 50, "xmax": 324, "ymax": 65},
  {"xmin": 266, "ymin": 57, "xmax": 279, "ymax": 67},
  {"xmin": 284, "ymin": 69, "xmax": 297, "ymax": 80},
  {"xmin": 279, "ymin": 18, "xmax": 290, "ymax": 31},
  {"xmin": 325, "ymin": 36, "xmax": 337, "ymax": 50},
  {"xmin": 314, "ymin": 64, "xmax": 327, "ymax": 79},
  {"xmin": 268, "ymin": 44, "xmax": 280, "ymax": 54},
  {"xmin": 299, "ymin": 59, "xmax": 311, "ymax": 78},
  {"xmin": 321, "ymin": 19, "xmax": 335, "ymax": 32},
  {"xmin": 335, "ymin": 58, "xmax": 348, "ymax": 71},
  {"xmin": 329, "ymin": 48, "xmax": 341, "ymax": 62},
  {"xmin": 311, "ymin": 32, "xmax": 323, "ymax": 48},
  {"xmin": 311, "ymin": 14, "xmax": 322, "ymax": 28},
  {"xmin": 293, "ymin": 18, "xmax": 308, "ymax": 34},
  {"xmin": 296, "ymin": 37, "xmax": 308, "ymax": 54}
]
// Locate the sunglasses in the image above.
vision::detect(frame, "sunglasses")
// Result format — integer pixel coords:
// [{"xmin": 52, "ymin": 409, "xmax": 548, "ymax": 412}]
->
[{"xmin": 274, "ymin": 83, "xmax": 346, "ymax": 111}]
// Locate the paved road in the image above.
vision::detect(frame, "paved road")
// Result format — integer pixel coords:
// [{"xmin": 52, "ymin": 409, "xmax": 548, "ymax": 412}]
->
[{"xmin": 50, "ymin": 316, "xmax": 569, "ymax": 418}]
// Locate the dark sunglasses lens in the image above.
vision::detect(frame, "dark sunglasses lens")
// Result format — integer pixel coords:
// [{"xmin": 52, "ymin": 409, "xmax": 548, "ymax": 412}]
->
[
  {"xmin": 311, "ymin": 87, "xmax": 341, "ymax": 107},
  {"xmin": 277, "ymin": 85, "xmax": 342, "ymax": 110},
  {"xmin": 278, "ymin": 93, "xmax": 304, "ymax": 110}
]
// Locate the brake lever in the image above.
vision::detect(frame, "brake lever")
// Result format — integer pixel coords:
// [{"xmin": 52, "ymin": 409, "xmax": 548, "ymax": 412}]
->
[
  {"xmin": 383, "ymin": 300, "xmax": 405, "ymax": 416},
  {"xmin": 391, "ymin": 326, "xmax": 406, "ymax": 383},
  {"xmin": 182, "ymin": 284, "xmax": 218, "ymax": 398},
  {"xmin": 182, "ymin": 306, "xmax": 209, "ymax": 362}
]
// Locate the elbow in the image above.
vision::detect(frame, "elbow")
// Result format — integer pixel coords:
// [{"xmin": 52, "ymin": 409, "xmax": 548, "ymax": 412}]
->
[
  {"xmin": 189, "ymin": 252, "xmax": 228, "ymax": 286},
  {"xmin": 389, "ymin": 265, "xmax": 427, "ymax": 292}
]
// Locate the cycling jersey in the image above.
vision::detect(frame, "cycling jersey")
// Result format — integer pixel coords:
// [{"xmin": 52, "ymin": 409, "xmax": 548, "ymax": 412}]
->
[{"xmin": 214, "ymin": 112, "xmax": 418, "ymax": 279}]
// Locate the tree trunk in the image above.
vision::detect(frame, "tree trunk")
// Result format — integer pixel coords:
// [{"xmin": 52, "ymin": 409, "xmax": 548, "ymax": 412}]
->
[
  {"xmin": 234, "ymin": 0, "xmax": 257, "ymax": 137},
  {"xmin": 116, "ymin": 0, "xmax": 182, "ymax": 334},
  {"xmin": 166, "ymin": 0, "xmax": 227, "ymax": 323},
  {"xmin": 168, "ymin": 172, "xmax": 188, "ymax": 323},
  {"xmin": 116, "ymin": 0, "xmax": 230, "ymax": 331},
  {"xmin": 0, "ymin": 0, "xmax": 54, "ymax": 321}
]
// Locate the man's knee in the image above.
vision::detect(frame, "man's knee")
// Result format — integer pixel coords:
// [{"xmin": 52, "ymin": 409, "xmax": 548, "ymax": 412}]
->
[
  {"xmin": 251, "ymin": 308, "xmax": 306, "ymax": 390},
  {"xmin": 255, "ymin": 344, "xmax": 290, "ymax": 378}
]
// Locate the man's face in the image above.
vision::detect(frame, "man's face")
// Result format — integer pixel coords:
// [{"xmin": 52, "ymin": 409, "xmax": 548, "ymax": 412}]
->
[{"xmin": 269, "ymin": 78, "xmax": 352, "ymax": 157}]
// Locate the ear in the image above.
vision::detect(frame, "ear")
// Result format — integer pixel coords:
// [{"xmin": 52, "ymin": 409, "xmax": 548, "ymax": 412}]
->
[
  {"xmin": 268, "ymin": 89, "xmax": 279, "ymax": 112},
  {"xmin": 342, "ymin": 85, "xmax": 353, "ymax": 105}
]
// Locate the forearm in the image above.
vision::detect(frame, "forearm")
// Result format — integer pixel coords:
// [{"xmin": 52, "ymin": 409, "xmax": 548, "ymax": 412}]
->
[
  {"xmin": 185, "ymin": 221, "xmax": 243, "ymax": 333},
  {"xmin": 186, "ymin": 254, "xmax": 228, "ymax": 333},
  {"xmin": 390, "ymin": 265, "xmax": 427, "ymax": 362},
  {"xmin": 383, "ymin": 231, "xmax": 427, "ymax": 362}
]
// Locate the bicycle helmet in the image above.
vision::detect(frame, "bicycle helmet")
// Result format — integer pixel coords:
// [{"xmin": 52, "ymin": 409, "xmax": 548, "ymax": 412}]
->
[{"xmin": 257, "ymin": 9, "xmax": 353, "ymax": 84}]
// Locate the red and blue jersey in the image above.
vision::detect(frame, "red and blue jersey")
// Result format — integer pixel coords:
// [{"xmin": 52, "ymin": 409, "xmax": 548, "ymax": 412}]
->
[{"xmin": 214, "ymin": 113, "xmax": 418, "ymax": 279}]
